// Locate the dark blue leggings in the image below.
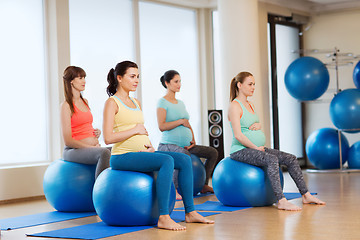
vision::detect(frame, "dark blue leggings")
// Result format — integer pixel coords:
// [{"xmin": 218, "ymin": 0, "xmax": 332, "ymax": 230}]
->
[{"xmin": 110, "ymin": 151, "xmax": 195, "ymax": 215}]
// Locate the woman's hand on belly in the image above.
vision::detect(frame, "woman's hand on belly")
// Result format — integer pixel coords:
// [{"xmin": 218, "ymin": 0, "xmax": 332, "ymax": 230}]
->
[
  {"xmin": 139, "ymin": 144, "xmax": 155, "ymax": 152},
  {"xmin": 94, "ymin": 128, "xmax": 101, "ymax": 138},
  {"xmin": 184, "ymin": 140, "xmax": 196, "ymax": 150},
  {"xmin": 79, "ymin": 137, "xmax": 100, "ymax": 147},
  {"xmin": 249, "ymin": 123, "xmax": 261, "ymax": 131}
]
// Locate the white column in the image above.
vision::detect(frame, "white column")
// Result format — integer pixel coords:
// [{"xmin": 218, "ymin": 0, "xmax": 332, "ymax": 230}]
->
[{"xmin": 217, "ymin": 0, "xmax": 263, "ymax": 156}]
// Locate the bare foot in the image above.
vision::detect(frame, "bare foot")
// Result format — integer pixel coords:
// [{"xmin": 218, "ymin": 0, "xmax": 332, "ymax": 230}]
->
[
  {"xmin": 200, "ymin": 185, "xmax": 214, "ymax": 194},
  {"xmin": 302, "ymin": 192, "xmax": 326, "ymax": 205},
  {"xmin": 277, "ymin": 198, "xmax": 302, "ymax": 211},
  {"xmin": 185, "ymin": 211, "xmax": 215, "ymax": 224},
  {"xmin": 157, "ymin": 215, "xmax": 186, "ymax": 231},
  {"xmin": 176, "ymin": 190, "xmax": 182, "ymax": 200}
]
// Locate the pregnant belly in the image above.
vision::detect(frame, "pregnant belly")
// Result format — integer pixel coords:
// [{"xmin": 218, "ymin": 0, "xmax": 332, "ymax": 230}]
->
[
  {"xmin": 169, "ymin": 126, "xmax": 193, "ymax": 147},
  {"xmin": 79, "ymin": 137, "xmax": 99, "ymax": 146},
  {"xmin": 243, "ymin": 129, "xmax": 266, "ymax": 147}
]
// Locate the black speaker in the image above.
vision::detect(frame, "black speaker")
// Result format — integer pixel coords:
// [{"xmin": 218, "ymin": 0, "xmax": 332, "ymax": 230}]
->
[{"xmin": 208, "ymin": 110, "xmax": 224, "ymax": 166}]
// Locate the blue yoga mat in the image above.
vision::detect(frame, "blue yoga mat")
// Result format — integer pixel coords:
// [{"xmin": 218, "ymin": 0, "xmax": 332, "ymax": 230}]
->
[
  {"xmin": 284, "ymin": 192, "xmax": 317, "ymax": 200},
  {"xmin": 27, "ymin": 221, "xmax": 152, "ymax": 240},
  {"xmin": 28, "ymin": 211, "xmax": 219, "ymax": 239},
  {"xmin": 176, "ymin": 201, "xmax": 251, "ymax": 212},
  {"xmin": 0, "ymin": 211, "xmax": 96, "ymax": 230}
]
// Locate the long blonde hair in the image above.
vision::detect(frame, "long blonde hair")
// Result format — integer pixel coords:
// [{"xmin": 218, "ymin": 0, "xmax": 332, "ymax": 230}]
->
[{"xmin": 229, "ymin": 72, "xmax": 253, "ymax": 101}]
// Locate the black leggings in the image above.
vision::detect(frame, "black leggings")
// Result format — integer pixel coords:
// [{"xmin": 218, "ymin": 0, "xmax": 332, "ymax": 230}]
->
[{"xmin": 230, "ymin": 147, "xmax": 308, "ymax": 201}]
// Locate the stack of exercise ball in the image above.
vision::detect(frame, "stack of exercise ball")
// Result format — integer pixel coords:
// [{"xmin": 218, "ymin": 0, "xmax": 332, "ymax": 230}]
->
[
  {"xmin": 329, "ymin": 88, "xmax": 360, "ymax": 133},
  {"xmin": 353, "ymin": 61, "xmax": 360, "ymax": 89},
  {"xmin": 348, "ymin": 141, "xmax": 360, "ymax": 169},
  {"xmin": 305, "ymin": 128, "xmax": 349, "ymax": 169},
  {"xmin": 345, "ymin": 62, "xmax": 360, "ymax": 169},
  {"xmin": 284, "ymin": 56, "xmax": 360, "ymax": 170},
  {"xmin": 284, "ymin": 56, "xmax": 330, "ymax": 101}
]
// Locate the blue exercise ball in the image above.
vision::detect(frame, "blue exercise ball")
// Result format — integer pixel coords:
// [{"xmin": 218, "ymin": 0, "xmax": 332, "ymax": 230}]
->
[
  {"xmin": 93, "ymin": 169, "xmax": 176, "ymax": 226},
  {"xmin": 353, "ymin": 61, "xmax": 360, "ymax": 89},
  {"xmin": 329, "ymin": 88, "xmax": 360, "ymax": 133},
  {"xmin": 43, "ymin": 159, "xmax": 96, "ymax": 212},
  {"xmin": 285, "ymin": 56, "xmax": 330, "ymax": 101},
  {"xmin": 191, "ymin": 154, "xmax": 206, "ymax": 196},
  {"xmin": 306, "ymin": 128, "xmax": 349, "ymax": 169},
  {"xmin": 212, "ymin": 157, "xmax": 284, "ymax": 207},
  {"xmin": 348, "ymin": 141, "xmax": 360, "ymax": 169}
]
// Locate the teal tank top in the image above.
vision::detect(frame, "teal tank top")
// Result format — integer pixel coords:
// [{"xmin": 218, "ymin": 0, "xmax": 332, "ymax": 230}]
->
[
  {"xmin": 230, "ymin": 99, "xmax": 266, "ymax": 153},
  {"xmin": 157, "ymin": 98, "xmax": 193, "ymax": 148}
]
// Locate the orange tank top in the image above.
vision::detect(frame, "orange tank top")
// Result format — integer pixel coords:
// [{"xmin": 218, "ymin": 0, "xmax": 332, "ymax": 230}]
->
[{"xmin": 71, "ymin": 103, "xmax": 95, "ymax": 140}]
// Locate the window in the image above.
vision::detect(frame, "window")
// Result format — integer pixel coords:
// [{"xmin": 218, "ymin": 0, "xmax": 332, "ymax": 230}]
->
[
  {"xmin": 138, "ymin": 2, "xmax": 201, "ymax": 148},
  {"xmin": 268, "ymin": 16, "xmax": 304, "ymax": 158},
  {"xmin": 69, "ymin": 0, "xmax": 135, "ymax": 146},
  {"xmin": 0, "ymin": 0, "xmax": 47, "ymax": 166},
  {"xmin": 212, "ymin": 10, "xmax": 224, "ymax": 110}
]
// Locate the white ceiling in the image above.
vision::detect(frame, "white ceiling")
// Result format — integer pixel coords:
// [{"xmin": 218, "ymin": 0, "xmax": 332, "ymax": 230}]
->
[{"xmin": 157, "ymin": 0, "xmax": 360, "ymax": 13}]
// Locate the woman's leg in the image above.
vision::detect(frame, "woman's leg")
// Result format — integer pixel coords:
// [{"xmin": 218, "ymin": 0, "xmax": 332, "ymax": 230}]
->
[
  {"xmin": 63, "ymin": 147, "xmax": 111, "ymax": 178},
  {"xmin": 158, "ymin": 144, "xmax": 190, "ymax": 199},
  {"xmin": 157, "ymin": 151, "xmax": 214, "ymax": 224},
  {"xmin": 264, "ymin": 148, "xmax": 308, "ymax": 195},
  {"xmin": 156, "ymin": 151, "xmax": 194, "ymax": 213},
  {"xmin": 264, "ymin": 148, "xmax": 325, "ymax": 205},
  {"xmin": 189, "ymin": 145, "xmax": 218, "ymax": 186}
]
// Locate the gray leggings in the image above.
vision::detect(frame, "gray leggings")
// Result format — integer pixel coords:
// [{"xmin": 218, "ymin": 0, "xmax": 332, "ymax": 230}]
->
[
  {"xmin": 158, "ymin": 143, "xmax": 218, "ymax": 186},
  {"xmin": 63, "ymin": 146, "xmax": 111, "ymax": 179},
  {"xmin": 230, "ymin": 147, "xmax": 308, "ymax": 201}
]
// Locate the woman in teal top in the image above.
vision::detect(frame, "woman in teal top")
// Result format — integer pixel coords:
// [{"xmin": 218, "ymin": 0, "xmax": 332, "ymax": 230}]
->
[
  {"xmin": 228, "ymin": 71, "xmax": 325, "ymax": 211},
  {"xmin": 157, "ymin": 70, "xmax": 218, "ymax": 199}
]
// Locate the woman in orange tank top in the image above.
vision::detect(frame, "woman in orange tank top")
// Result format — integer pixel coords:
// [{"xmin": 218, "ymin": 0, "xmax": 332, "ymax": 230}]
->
[{"xmin": 60, "ymin": 66, "xmax": 110, "ymax": 178}]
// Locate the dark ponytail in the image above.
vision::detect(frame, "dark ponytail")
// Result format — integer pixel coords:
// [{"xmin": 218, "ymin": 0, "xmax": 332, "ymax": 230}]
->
[
  {"xmin": 106, "ymin": 61, "xmax": 138, "ymax": 96},
  {"xmin": 106, "ymin": 68, "xmax": 117, "ymax": 96},
  {"xmin": 160, "ymin": 70, "xmax": 180, "ymax": 88}
]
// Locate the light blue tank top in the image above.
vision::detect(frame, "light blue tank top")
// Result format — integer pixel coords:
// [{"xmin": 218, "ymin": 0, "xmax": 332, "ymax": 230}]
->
[
  {"xmin": 157, "ymin": 98, "xmax": 193, "ymax": 148},
  {"xmin": 230, "ymin": 99, "xmax": 266, "ymax": 153}
]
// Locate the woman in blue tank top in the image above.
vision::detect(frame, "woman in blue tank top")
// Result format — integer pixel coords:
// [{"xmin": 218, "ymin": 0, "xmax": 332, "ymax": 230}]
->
[
  {"xmin": 228, "ymin": 71, "xmax": 325, "ymax": 211},
  {"xmin": 157, "ymin": 70, "xmax": 218, "ymax": 199}
]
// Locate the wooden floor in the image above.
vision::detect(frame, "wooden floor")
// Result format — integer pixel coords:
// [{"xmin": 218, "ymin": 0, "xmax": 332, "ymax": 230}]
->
[{"xmin": 1, "ymin": 171, "xmax": 360, "ymax": 240}]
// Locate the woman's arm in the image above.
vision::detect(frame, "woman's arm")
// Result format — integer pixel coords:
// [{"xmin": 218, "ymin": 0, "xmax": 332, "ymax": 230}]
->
[
  {"xmin": 184, "ymin": 124, "xmax": 196, "ymax": 150},
  {"xmin": 228, "ymin": 101, "xmax": 264, "ymax": 151},
  {"xmin": 157, "ymin": 107, "xmax": 188, "ymax": 132},
  {"xmin": 103, "ymin": 98, "xmax": 148, "ymax": 145},
  {"xmin": 60, "ymin": 102, "xmax": 97, "ymax": 148}
]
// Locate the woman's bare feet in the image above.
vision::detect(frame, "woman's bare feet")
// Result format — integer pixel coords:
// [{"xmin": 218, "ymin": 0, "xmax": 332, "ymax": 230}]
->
[
  {"xmin": 277, "ymin": 198, "xmax": 302, "ymax": 211},
  {"xmin": 176, "ymin": 190, "xmax": 182, "ymax": 200},
  {"xmin": 185, "ymin": 211, "xmax": 215, "ymax": 224},
  {"xmin": 158, "ymin": 215, "xmax": 186, "ymax": 231},
  {"xmin": 302, "ymin": 192, "xmax": 326, "ymax": 205},
  {"xmin": 200, "ymin": 185, "xmax": 214, "ymax": 194}
]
